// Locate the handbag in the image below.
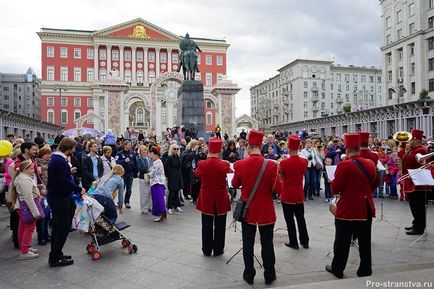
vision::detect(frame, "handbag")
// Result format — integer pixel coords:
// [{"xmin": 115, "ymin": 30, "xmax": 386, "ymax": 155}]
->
[
  {"xmin": 19, "ymin": 197, "xmax": 45, "ymax": 224},
  {"xmin": 233, "ymin": 159, "xmax": 268, "ymax": 222}
]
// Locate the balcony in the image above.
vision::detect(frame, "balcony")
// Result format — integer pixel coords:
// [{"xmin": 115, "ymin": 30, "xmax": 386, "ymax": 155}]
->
[
  {"xmin": 311, "ymin": 86, "xmax": 319, "ymax": 92},
  {"xmin": 312, "ymin": 106, "xmax": 319, "ymax": 112},
  {"xmin": 336, "ymin": 97, "xmax": 343, "ymax": 103},
  {"xmin": 273, "ymin": 102, "xmax": 279, "ymax": 108},
  {"xmin": 312, "ymin": 95, "xmax": 319, "ymax": 102},
  {"xmin": 282, "ymin": 86, "xmax": 289, "ymax": 96},
  {"xmin": 283, "ymin": 98, "xmax": 289, "ymax": 105}
]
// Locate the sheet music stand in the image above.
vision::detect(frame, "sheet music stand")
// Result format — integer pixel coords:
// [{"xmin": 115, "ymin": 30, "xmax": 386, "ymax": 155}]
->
[{"xmin": 373, "ymin": 181, "xmax": 399, "ymax": 229}]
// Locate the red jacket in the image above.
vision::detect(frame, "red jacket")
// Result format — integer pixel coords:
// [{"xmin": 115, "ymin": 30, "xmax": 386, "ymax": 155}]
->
[
  {"xmin": 331, "ymin": 156, "xmax": 379, "ymax": 220},
  {"xmin": 195, "ymin": 157, "xmax": 233, "ymax": 216},
  {"xmin": 231, "ymin": 154, "xmax": 279, "ymax": 225},
  {"xmin": 359, "ymin": 148, "xmax": 379, "ymax": 165},
  {"xmin": 398, "ymin": 146, "xmax": 429, "ymax": 193},
  {"xmin": 279, "ymin": 156, "xmax": 308, "ymax": 204}
]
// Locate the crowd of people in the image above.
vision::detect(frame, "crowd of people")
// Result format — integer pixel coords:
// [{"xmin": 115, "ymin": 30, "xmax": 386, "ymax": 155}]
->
[{"xmin": 0, "ymin": 126, "xmax": 432, "ymax": 284}]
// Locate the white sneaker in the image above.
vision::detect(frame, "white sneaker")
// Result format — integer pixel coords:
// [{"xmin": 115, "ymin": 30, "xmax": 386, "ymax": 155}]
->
[
  {"xmin": 29, "ymin": 247, "xmax": 39, "ymax": 254},
  {"xmin": 175, "ymin": 207, "xmax": 183, "ymax": 213},
  {"xmin": 167, "ymin": 209, "xmax": 173, "ymax": 215},
  {"xmin": 153, "ymin": 216, "xmax": 162, "ymax": 222},
  {"xmin": 19, "ymin": 251, "xmax": 39, "ymax": 260}
]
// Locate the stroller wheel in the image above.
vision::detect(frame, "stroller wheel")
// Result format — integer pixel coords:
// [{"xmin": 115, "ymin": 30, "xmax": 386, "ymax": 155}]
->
[
  {"xmin": 132, "ymin": 244, "xmax": 138, "ymax": 253},
  {"xmin": 121, "ymin": 239, "xmax": 130, "ymax": 248},
  {"xmin": 91, "ymin": 251, "xmax": 101, "ymax": 261},
  {"xmin": 127, "ymin": 245, "xmax": 133, "ymax": 254},
  {"xmin": 86, "ymin": 244, "xmax": 96, "ymax": 254}
]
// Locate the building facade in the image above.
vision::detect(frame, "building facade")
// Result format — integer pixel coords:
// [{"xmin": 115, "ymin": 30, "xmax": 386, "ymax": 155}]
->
[
  {"xmin": 250, "ymin": 59, "xmax": 381, "ymax": 130},
  {"xmin": 0, "ymin": 68, "xmax": 41, "ymax": 120},
  {"xmin": 381, "ymin": 0, "xmax": 434, "ymax": 105},
  {"xmin": 38, "ymin": 18, "xmax": 236, "ymax": 138}
]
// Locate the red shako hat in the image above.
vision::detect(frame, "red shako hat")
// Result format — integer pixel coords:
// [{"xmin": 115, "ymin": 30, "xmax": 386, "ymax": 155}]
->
[
  {"xmin": 287, "ymin": 135, "xmax": 301, "ymax": 151},
  {"xmin": 358, "ymin": 131, "xmax": 370, "ymax": 147},
  {"xmin": 208, "ymin": 138, "xmax": 223, "ymax": 154},
  {"xmin": 344, "ymin": 133, "xmax": 361, "ymax": 149},
  {"xmin": 247, "ymin": 130, "xmax": 264, "ymax": 147},
  {"xmin": 411, "ymin": 129, "xmax": 424, "ymax": 140}
]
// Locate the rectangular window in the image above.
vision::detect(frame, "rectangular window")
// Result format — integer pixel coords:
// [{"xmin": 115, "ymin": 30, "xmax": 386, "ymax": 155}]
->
[
  {"xmin": 194, "ymin": 72, "xmax": 201, "ymax": 81},
  {"xmin": 398, "ymin": 49, "xmax": 403, "ymax": 59},
  {"xmin": 206, "ymin": 55, "xmax": 212, "ymax": 65},
  {"xmin": 330, "ymin": 83, "xmax": 334, "ymax": 90},
  {"xmin": 74, "ymin": 98, "xmax": 81, "ymax": 107},
  {"xmin": 399, "ymin": 67, "xmax": 404, "ymax": 78},
  {"xmin": 386, "ymin": 34, "xmax": 392, "ymax": 44},
  {"xmin": 385, "ymin": 16, "xmax": 391, "ymax": 28},
  {"xmin": 74, "ymin": 67, "xmax": 81, "ymax": 82},
  {"xmin": 409, "ymin": 44, "xmax": 415, "ymax": 55},
  {"xmin": 87, "ymin": 68, "xmax": 94, "ymax": 82},
  {"xmin": 303, "ymin": 91, "xmax": 308, "ymax": 98},
  {"xmin": 148, "ymin": 52, "xmax": 155, "ymax": 62},
  {"xmin": 60, "ymin": 47, "xmax": 68, "ymax": 58},
  {"xmin": 304, "ymin": 81, "xmax": 308, "ymax": 88},
  {"xmin": 429, "ymin": 37, "xmax": 434, "ymax": 50},
  {"xmin": 321, "ymin": 102, "xmax": 325, "ymax": 109},
  {"xmin": 397, "ymin": 28, "xmax": 402, "ymax": 40},
  {"xmin": 388, "ymin": 71, "xmax": 392, "ymax": 81},
  {"xmin": 396, "ymin": 10, "xmax": 403, "ymax": 23},
  {"xmin": 124, "ymin": 50, "xmax": 131, "ymax": 61},
  {"xmin": 161, "ymin": 113, "xmax": 167, "ymax": 124},
  {"xmin": 411, "ymin": 82, "xmax": 416, "ymax": 94},
  {"xmin": 304, "ymin": 112, "xmax": 308, "ymax": 118},
  {"xmin": 409, "ymin": 22, "xmax": 416, "ymax": 34},
  {"xmin": 411, "ymin": 62, "xmax": 415, "ymax": 74},
  {"xmin": 87, "ymin": 98, "xmax": 93, "ymax": 107},
  {"xmin": 47, "ymin": 66, "xmax": 54, "ymax": 81},
  {"xmin": 112, "ymin": 50, "xmax": 119, "ymax": 60},
  {"xmin": 345, "ymin": 84, "xmax": 350, "ymax": 91},
  {"xmin": 74, "ymin": 48, "xmax": 81, "ymax": 59},
  {"xmin": 87, "ymin": 48, "xmax": 94, "ymax": 59},
  {"xmin": 61, "ymin": 111, "xmax": 67, "ymax": 124},
  {"xmin": 303, "ymin": 102, "xmax": 307, "ymax": 108},
  {"xmin": 409, "ymin": 3, "xmax": 415, "ymax": 16},
  {"xmin": 60, "ymin": 67, "xmax": 68, "ymax": 82},
  {"xmin": 205, "ymin": 73, "xmax": 212, "ymax": 86},
  {"xmin": 337, "ymin": 84, "xmax": 342, "ymax": 92},
  {"xmin": 430, "ymin": 78, "xmax": 434, "ymax": 91},
  {"xmin": 369, "ymin": 76, "xmax": 374, "ymax": 83},
  {"xmin": 353, "ymin": 74, "xmax": 358, "ymax": 82},
  {"xmin": 217, "ymin": 73, "xmax": 223, "ymax": 81},
  {"xmin": 429, "ymin": 58, "xmax": 434, "ymax": 71},
  {"xmin": 47, "ymin": 111, "xmax": 54, "ymax": 123},
  {"xmin": 430, "ymin": 0, "xmax": 434, "ymax": 9},
  {"xmin": 429, "ymin": 16, "xmax": 434, "ymax": 28},
  {"xmin": 61, "ymin": 97, "xmax": 68, "ymax": 106},
  {"xmin": 74, "ymin": 111, "xmax": 81, "ymax": 120},
  {"xmin": 336, "ymin": 74, "xmax": 341, "ymax": 81},
  {"xmin": 172, "ymin": 53, "xmax": 178, "ymax": 63},
  {"xmin": 47, "ymin": 46, "xmax": 54, "ymax": 57},
  {"xmin": 136, "ymin": 51, "xmax": 143, "ymax": 61},
  {"xmin": 206, "ymin": 113, "xmax": 212, "ymax": 125},
  {"xmin": 197, "ymin": 55, "xmax": 201, "ymax": 65},
  {"xmin": 47, "ymin": 97, "xmax": 54, "ymax": 106},
  {"xmin": 99, "ymin": 49, "xmax": 107, "ymax": 59},
  {"xmin": 344, "ymin": 74, "xmax": 349, "ymax": 82},
  {"xmin": 216, "ymin": 55, "xmax": 223, "ymax": 66},
  {"xmin": 160, "ymin": 52, "xmax": 167, "ymax": 63}
]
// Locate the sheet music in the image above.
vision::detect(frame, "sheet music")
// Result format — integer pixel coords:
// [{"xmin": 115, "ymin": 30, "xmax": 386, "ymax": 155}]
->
[
  {"xmin": 227, "ymin": 173, "xmax": 234, "ymax": 187},
  {"xmin": 407, "ymin": 169, "xmax": 434, "ymax": 186},
  {"xmin": 325, "ymin": 165, "xmax": 337, "ymax": 182}
]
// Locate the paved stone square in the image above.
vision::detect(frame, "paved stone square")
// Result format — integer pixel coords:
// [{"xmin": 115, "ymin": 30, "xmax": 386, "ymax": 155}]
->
[{"xmin": 0, "ymin": 180, "xmax": 433, "ymax": 289}]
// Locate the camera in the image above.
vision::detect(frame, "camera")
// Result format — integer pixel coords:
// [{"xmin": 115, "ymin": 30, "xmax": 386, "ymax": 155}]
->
[{"xmin": 308, "ymin": 155, "xmax": 313, "ymax": 161}]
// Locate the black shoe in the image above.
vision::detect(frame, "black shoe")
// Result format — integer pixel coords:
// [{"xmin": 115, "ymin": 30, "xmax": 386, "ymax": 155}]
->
[
  {"xmin": 301, "ymin": 243, "xmax": 309, "ymax": 249},
  {"xmin": 284, "ymin": 242, "xmax": 299, "ymax": 249},
  {"xmin": 308, "ymin": 196, "xmax": 314, "ymax": 200},
  {"xmin": 404, "ymin": 226, "xmax": 413, "ymax": 231},
  {"xmin": 243, "ymin": 275, "xmax": 254, "ymax": 285},
  {"xmin": 49, "ymin": 257, "xmax": 74, "ymax": 267},
  {"xmin": 202, "ymin": 250, "xmax": 211, "ymax": 257},
  {"xmin": 357, "ymin": 270, "xmax": 372, "ymax": 277},
  {"xmin": 325, "ymin": 264, "xmax": 343, "ymax": 279},
  {"xmin": 406, "ymin": 229, "xmax": 424, "ymax": 235},
  {"xmin": 38, "ymin": 239, "xmax": 47, "ymax": 246},
  {"xmin": 213, "ymin": 251, "xmax": 224, "ymax": 257},
  {"xmin": 264, "ymin": 275, "xmax": 276, "ymax": 285}
]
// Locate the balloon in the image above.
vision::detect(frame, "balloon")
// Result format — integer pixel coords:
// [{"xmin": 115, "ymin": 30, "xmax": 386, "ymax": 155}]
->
[{"xmin": 0, "ymin": 140, "xmax": 13, "ymax": 157}]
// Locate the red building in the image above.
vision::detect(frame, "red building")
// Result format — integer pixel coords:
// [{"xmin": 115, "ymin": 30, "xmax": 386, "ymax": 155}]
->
[{"xmin": 38, "ymin": 18, "xmax": 232, "ymax": 136}]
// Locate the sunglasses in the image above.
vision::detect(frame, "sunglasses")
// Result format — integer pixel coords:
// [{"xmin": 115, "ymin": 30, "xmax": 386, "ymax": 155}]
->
[{"xmin": 173, "ymin": 148, "xmax": 180, "ymax": 150}]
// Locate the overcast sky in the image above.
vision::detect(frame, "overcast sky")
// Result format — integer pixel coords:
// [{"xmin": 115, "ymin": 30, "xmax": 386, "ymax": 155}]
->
[{"xmin": 0, "ymin": 0, "xmax": 381, "ymax": 117}]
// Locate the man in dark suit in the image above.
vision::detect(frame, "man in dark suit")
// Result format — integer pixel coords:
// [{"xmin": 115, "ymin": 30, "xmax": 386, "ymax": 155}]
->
[{"xmin": 81, "ymin": 141, "xmax": 104, "ymax": 191}]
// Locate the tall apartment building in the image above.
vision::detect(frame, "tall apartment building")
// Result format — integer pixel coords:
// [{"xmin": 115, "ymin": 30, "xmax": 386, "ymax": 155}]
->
[
  {"xmin": 0, "ymin": 68, "xmax": 41, "ymax": 120},
  {"xmin": 250, "ymin": 59, "xmax": 381, "ymax": 130},
  {"xmin": 381, "ymin": 0, "xmax": 434, "ymax": 105}
]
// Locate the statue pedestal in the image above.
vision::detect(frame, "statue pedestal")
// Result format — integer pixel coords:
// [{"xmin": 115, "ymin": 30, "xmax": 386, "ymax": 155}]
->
[{"xmin": 177, "ymin": 80, "xmax": 205, "ymax": 138}]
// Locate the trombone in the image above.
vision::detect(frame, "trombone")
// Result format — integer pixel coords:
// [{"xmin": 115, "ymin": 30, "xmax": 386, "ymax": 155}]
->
[{"xmin": 398, "ymin": 152, "xmax": 434, "ymax": 182}]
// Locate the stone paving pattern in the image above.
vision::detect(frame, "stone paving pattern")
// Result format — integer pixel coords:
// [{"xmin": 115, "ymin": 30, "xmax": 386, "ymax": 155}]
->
[{"xmin": 0, "ymin": 180, "xmax": 433, "ymax": 289}]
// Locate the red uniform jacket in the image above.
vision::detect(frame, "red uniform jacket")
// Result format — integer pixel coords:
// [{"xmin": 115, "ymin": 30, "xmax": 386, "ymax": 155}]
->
[
  {"xmin": 331, "ymin": 156, "xmax": 379, "ymax": 220},
  {"xmin": 195, "ymin": 157, "xmax": 233, "ymax": 216},
  {"xmin": 398, "ymin": 146, "xmax": 429, "ymax": 193},
  {"xmin": 359, "ymin": 148, "xmax": 379, "ymax": 165},
  {"xmin": 231, "ymin": 154, "xmax": 279, "ymax": 225},
  {"xmin": 279, "ymin": 156, "xmax": 308, "ymax": 204}
]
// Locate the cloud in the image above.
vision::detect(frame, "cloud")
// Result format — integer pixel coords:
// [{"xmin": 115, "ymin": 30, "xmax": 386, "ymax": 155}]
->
[{"xmin": 0, "ymin": 0, "xmax": 381, "ymax": 117}]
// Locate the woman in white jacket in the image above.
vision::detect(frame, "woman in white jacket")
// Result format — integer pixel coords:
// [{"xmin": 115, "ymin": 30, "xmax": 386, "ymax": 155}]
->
[
  {"xmin": 300, "ymin": 139, "xmax": 318, "ymax": 200},
  {"xmin": 14, "ymin": 160, "xmax": 42, "ymax": 260}
]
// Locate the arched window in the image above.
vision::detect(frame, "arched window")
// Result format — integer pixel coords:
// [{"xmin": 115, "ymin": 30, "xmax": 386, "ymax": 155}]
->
[
  {"xmin": 206, "ymin": 112, "xmax": 213, "ymax": 125},
  {"xmin": 47, "ymin": 109, "xmax": 55, "ymax": 124},
  {"xmin": 136, "ymin": 108, "xmax": 144, "ymax": 124},
  {"xmin": 124, "ymin": 70, "xmax": 131, "ymax": 84},
  {"xmin": 60, "ymin": 109, "xmax": 68, "ymax": 124},
  {"xmin": 149, "ymin": 71, "xmax": 155, "ymax": 84},
  {"xmin": 137, "ymin": 70, "xmax": 144, "ymax": 84},
  {"xmin": 99, "ymin": 69, "xmax": 107, "ymax": 80}
]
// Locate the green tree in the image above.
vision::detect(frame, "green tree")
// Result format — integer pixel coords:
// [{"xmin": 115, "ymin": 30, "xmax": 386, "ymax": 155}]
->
[
  {"xmin": 419, "ymin": 89, "xmax": 430, "ymax": 99},
  {"xmin": 342, "ymin": 103, "xmax": 351, "ymax": 113}
]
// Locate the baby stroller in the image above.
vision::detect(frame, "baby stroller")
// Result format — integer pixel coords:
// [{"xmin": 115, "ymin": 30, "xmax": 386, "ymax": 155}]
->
[{"xmin": 83, "ymin": 195, "xmax": 138, "ymax": 260}]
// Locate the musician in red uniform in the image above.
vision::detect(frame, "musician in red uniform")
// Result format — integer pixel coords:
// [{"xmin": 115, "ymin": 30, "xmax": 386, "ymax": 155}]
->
[
  {"xmin": 326, "ymin": 133, "xmax": 379, "ymax": 279},
  {"xmin": 398, "ymin": 129, "xmax": 428, "ymax": 235},
  {"xmin": 279, "ymin": 135, "xmax": 309, "ymax": 249},
  {"xmin": 359, "ymin": 132, "xmax": 381, "ymax": 198},
  {"xmin": 195, "ymin": 138, "xmax": 233, "ymax": 256},
  {"xmin": 231, "ymin": 130, "xmax": 279, "ymax": 285}
]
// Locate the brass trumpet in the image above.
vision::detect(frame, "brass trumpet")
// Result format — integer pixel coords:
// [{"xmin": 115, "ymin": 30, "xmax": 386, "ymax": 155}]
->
[{"xmin": 393, "ymin": 131, "xmax": 413, "ymax": 143}]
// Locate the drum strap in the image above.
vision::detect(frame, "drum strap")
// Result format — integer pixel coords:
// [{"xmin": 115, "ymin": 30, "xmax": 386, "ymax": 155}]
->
[{"xmin": 352, "ymin": 159, "xmax": 373, "ymax": 184}]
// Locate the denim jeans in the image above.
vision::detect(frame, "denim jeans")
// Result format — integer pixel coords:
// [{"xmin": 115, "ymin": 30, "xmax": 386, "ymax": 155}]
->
[
  {"xmin": 385, "ymin": 174, "xmax": 398, "ymax": 197},
  {"xmin": 315, "ymin": 169, "xmax": 322, "ymax": 196},
  {"xmin": 373, "ymin": 170, "xmax": 385, "ymax": 197},
  {"xmin": 304, "ymin": 167, "xmax": 316, "ymax": 198},
  {"xmin": 123, "ymin": 174, "xmax": 134, "ymax": 204}
]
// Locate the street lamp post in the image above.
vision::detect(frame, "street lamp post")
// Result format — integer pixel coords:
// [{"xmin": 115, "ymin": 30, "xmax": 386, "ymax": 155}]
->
[{"xmin": 53, "ymin": 84, "xmax": 68, "ymax": 126}]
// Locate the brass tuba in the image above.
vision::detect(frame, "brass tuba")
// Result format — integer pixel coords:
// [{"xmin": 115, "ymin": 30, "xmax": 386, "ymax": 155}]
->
[{"xmin": 393, "ymin": 131, "xmax": 413, "ymax": 143}]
